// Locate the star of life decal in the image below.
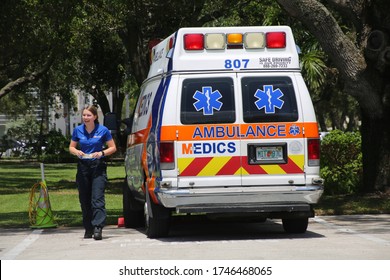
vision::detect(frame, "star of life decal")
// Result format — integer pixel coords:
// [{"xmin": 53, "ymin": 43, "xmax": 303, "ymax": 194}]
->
[
  {"xmin": 254, "ymin": 85, "xmax": 284, "ymax": 114},
  {"xmin": 193, "ymin": 86, "xmax": 223, "ymax": 115},
  {"xmin": 289, "ymin": 124, "xmax": 300, "ymax": 136}
]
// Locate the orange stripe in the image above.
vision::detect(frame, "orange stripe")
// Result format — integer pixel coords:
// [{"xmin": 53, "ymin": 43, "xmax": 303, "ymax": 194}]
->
[
  {"xmin": 302, "ymin": 122, "xmax": 320, "ymax": 138},
  {"xmin": 161, "ymin": 122, "xmax": 319, "ymax": 141},
  {"xmin": 160, "ymin": 126, "xmax": 177, "ymax": 141},
  {"xmin": 128, "ymin": 128, "xmax": 147, "ymax": 146}
]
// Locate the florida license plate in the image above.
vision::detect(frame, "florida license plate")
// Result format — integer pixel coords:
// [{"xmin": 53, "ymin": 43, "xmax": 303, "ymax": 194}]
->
[{"xmin": 256, "ymin": 146, "xmax": 284, "ymax": 161}]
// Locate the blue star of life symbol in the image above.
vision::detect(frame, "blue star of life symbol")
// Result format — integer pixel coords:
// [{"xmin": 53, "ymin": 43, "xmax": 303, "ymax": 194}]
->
[
  {"xmin": 289, "ymin": 125, "xmax": 300, "ymax": 136},
  {"xmin": 254, "ymin": 85, "xmax": 284, "ymax": 114},
  {"xmin": 193, "ymin": 86, "xmax": 223, "ymax": 115}
]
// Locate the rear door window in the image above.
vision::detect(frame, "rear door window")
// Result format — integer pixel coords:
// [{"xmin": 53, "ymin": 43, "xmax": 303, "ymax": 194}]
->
[
  {"xmin": 181, "ymin": 77, "xmax": 235, "ymax": 124},
  {"xmin": 241, "ymin": 76, "xmax": 298, "ymax": 123}
]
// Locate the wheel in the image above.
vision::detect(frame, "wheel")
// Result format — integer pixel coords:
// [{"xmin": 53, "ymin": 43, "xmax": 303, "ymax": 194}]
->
[
  {"xmin": 282, "ymin": 217, "xmax": 308, "ymax": 233},
  {"xmin": 123, "ymin": 178, "xmax": 144, "ymax": 228},
  {"xmin": 144, "ymin": 196, "xmax": 171, "ymax": 238}
]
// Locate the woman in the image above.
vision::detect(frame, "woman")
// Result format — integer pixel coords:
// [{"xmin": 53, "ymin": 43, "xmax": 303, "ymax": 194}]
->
[{"xmin": 69, "ymin": 105, "xmax": 117, "ymax": 240}]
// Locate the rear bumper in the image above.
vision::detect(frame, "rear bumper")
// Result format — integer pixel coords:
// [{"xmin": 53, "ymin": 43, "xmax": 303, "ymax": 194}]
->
[{"xmin": 156, "ymin": 185, "xmax": 324, "ymax": 215}]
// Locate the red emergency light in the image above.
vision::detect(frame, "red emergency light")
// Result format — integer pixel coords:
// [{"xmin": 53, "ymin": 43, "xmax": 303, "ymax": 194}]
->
[
  {"xmin": 168, "ymin": 37, "xmax": 174, "ymax": 50},
  {"xmin": 184, "ymin": 34, "xmax": 204, "ymax": 50},
  {"xmin": 266, "ymin": 32, "xmax": 286, "ymax": 48}
]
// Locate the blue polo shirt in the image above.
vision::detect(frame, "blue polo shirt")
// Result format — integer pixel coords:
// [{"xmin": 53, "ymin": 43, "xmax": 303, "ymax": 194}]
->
[{"xmin": 71, "ymin": 124, "xmax": 113, "ymax": 157}]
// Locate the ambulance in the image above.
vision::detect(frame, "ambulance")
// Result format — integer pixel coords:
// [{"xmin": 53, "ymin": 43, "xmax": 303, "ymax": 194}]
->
[{"xmin": 122, "ymin": 26, "xmax": 324, "ymax": 238}]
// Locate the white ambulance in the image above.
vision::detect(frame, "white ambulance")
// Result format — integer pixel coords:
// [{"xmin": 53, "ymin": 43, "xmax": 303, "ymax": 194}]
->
[{"xmin": 122, "ymin": 26, "xmax": 324, "ymax": 238}]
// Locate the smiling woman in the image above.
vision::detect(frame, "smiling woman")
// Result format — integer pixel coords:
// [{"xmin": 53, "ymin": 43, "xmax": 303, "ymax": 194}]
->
[{"xmin": 68, "ymin": 105, "xmax": 117, "ymax": 240}]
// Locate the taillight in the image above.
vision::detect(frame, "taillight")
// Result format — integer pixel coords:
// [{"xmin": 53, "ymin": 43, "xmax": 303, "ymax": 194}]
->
[
  {"xmin": 160, "ymin": 142, "xmax": 175, "ymax": 169},
  {"xmin": 168, "ymin": 37, "xmax": 174, "ymax": 49},
  {"xmin": 308, "ymin": 139, "xmax": 320, "ymax": 166},
  {"xmin": 266, "ymin": 32, "xmax": 286, "ymax": 48},
  {"xmin": 184, "ymin": 34, "xmax": 204, "ymax": 50}
]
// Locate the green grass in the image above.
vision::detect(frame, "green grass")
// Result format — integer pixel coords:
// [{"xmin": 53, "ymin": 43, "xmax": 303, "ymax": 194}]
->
[
  {"xmin": 1, "ymin": 161, "xmax": 389, "ymax": 228},
  {"xmin": 0, "ymin": 161, "xmax": 125, "ymax": 228},
  {"xmin": 316, "ymin": 193, "xmax": 390, "ymax": 215}
]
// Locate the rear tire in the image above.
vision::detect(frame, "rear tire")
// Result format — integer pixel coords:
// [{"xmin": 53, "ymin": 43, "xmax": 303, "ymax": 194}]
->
[
  {"xmin": 282, "ymin": 217, "xmax": 308, "ymax": 233},
  {"xmin": 123, "ymin": 178, "xmax": 144, "ymax": 228},
  {"xmin": 144, "ymin": 197, "xmax": 171, "ymax": 238}
]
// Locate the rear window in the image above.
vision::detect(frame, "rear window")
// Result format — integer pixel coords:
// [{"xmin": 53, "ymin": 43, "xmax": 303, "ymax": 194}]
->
[
  {"xmin": 241, "ymin": 76, "xmax": 298, "ymax": 123},
  {"xmin": 181, "ymin": 77, "xmax": 235, "ymax": 124}
]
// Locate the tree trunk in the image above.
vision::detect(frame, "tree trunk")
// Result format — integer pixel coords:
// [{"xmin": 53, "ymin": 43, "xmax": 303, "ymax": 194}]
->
[
  {"xmin": 277, "ymin": 0, "xmax": 390, "ymax": 192},
  {"xmin": 112, "ymin": 87, "xmax": 126, "ymax": 155},
  {"xmin": 361, "ymin": 111, "xmax": 390, "ymax": 192},
  {"xmin": 119, "ymin": 23, "xmax": 149, "ymax": 87}
]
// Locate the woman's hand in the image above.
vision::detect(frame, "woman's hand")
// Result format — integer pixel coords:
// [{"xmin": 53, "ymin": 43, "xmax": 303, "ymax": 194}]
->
[
  {"xmin": 92, "ymin": 151, "xmax": 104, "ymax": 158},
  {"xmin": 75, "ymin": 150, "xmax": 86, "ymax": 158}
]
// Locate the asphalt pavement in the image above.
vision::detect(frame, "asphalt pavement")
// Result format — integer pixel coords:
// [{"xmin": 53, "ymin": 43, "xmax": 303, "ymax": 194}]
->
[{"xmin": 1, "ymin": 214, "xmax": 390, "ymax": 260}]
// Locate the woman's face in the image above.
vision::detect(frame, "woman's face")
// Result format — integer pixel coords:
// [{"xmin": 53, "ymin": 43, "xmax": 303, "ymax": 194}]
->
[{"xmin": 82, "ymin": 109, "xmax": 97, "ymax": 125}]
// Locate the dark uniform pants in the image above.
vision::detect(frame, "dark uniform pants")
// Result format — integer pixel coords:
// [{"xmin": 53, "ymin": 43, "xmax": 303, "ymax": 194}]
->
[{"xmin": 76, "ymin": 159, "xmax": 107, "ymax": 231}]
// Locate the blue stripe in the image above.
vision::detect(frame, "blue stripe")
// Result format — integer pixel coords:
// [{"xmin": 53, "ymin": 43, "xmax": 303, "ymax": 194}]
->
[{"xmin": 146, "ymin": 75, "xmax": 172, "ymax": 187}]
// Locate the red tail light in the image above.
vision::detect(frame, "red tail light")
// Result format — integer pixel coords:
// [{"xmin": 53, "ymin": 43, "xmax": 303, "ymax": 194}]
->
[
  {"xmin": 160, "ymin": 142, "xmax": 175, "ymax": 169},
  {"xmin": 266, "ymin": 32, "xmax": 286, "ymax": 48},
  {"xmin": 308, "ymin": 139, "xmax": 320, "ymax": 166}
]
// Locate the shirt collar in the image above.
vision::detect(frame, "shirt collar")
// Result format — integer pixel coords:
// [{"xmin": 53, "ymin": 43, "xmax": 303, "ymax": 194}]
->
[{"xmin": 83, "ymin": 123, "xmax": 99, "ymax": 135}]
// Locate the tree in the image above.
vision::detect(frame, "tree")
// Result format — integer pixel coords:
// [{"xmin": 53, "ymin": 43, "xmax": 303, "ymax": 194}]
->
[
  {"xmin": 222, "ymin": 0, "xmax": 359, "ymax": 132},
  {"xmin": 276, "ymin": 0, "xmax": 390, "ymax": 192},
  {"xmin": 107, "ymin": 0, "xmax": 236, "ymax": 86},
  {"xmin": 0, "ymin": 0, "xmax": 83, "ymax": 100}
]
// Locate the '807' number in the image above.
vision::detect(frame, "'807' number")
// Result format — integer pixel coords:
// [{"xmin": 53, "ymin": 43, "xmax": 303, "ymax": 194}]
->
[{"xmin": 225, "ymin": 59, "xmax": 249, "ymax": 69}]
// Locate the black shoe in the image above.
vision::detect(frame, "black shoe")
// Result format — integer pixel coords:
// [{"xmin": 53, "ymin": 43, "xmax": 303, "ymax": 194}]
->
[
  {"xmin": 84, "ymin": 230, "xmax": 93, "ymax": 239},
  {"xmin": 93, "ymin": 227, "xmax": 102, "ymax": 240}
]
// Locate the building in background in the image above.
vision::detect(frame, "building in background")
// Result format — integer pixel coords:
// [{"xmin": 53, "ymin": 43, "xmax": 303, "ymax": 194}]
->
[{"xmin": 0, "ymin": 89, "xmax": 113, "ymax": 138}]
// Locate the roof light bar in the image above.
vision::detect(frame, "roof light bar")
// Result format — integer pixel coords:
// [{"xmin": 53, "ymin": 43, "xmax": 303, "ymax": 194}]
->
[
  {"xmin": 183, "ymin": 31, "xmax": 288, "ymax": 51},
  {"xmin": 266, "ymin": 32, "xmax": 286, "ymax": 48},
  {"xmin": 205, "ymin": 33, "xmax": 225, "ymax": 50},
  {"xmin": 244, "ymin": 32, "xmax": 265, "ymax": 49},
  {"xmin": 227, "ymin": 33, "xmax": 243, "ymax": 49},
  {"xmin": 227, "ymin": 33, "xmax": 243, "ymax": 44},
  {"xmin": 184, "ymin": 34, "xmax": 204, "ymax": 50}
]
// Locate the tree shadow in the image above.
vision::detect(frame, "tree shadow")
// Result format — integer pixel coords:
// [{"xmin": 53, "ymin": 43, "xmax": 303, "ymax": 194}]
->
[{"xmin": 0, "ymin": 209, "xmax": 123, "ymax": 228}]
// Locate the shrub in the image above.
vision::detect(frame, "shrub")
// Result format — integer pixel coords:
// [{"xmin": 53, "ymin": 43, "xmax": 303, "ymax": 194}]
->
[
  {"xmin": 320, "ymin": 130, "xmax": 363, "ymax": 194},
  {"xmin": 38, "ymin": 129, "xmax": 75, "ymax": 163}
]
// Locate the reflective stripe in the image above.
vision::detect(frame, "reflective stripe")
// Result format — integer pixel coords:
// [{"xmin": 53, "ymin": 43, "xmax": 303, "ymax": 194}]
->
[{"xmin": 179, "ymin": 155, "xmax": 304, "ymax": 176}]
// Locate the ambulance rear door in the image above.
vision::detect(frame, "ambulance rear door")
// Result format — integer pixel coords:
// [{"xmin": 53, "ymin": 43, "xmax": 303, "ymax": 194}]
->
[
  {"xmin": 176, "ymin": 73, "xmax": 242, "ymax": 188},
  {"xmin": 238, "ymin": 73, "xmax": 306, "ymax": 186}
]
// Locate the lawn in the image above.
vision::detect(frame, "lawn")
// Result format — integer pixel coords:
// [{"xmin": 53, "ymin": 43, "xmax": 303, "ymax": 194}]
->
[{"xmin": 0, "ymin": 161, "xmax": 125, "ymax": 228}]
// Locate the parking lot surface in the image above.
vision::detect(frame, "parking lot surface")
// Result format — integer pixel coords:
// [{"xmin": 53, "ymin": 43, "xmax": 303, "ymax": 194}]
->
[{"xmin": 1, "ymin": 214, "xmax": 390, "ymax": 260}]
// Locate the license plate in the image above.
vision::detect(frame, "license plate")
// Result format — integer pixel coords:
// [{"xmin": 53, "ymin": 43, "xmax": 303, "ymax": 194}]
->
[{"xmin": 256, "ymin": 146, "xmax": 284, "ymax": 161}]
